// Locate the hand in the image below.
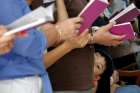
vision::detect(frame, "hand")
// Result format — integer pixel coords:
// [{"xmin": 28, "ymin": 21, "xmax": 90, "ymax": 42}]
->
[
  {"xmin": 55, "ymin": 17, "xmax": 83, "ymax": 41},
  {"xmin": 92, "ymin": 22, "xmax": 125, "ymax": 46},
  {"xmin": 0, "ymin": 26, "xmax": 15, "ymax": 55},
  {"xmin": 65, "ymin": 29, "xmax": 90, "ymax": 49}
]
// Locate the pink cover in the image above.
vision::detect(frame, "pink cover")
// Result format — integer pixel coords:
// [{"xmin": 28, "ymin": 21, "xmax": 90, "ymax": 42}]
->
[
  {"xmin": 79, "ymin": 0, "xmax": 108, "ymax": 33},
  {"xmin": 116, "ymin": 8, "xmax": 140, "ymax": 24},
  {"xmin": 110, "ymin": 22, "xmax": 135, "ymax": 40}
]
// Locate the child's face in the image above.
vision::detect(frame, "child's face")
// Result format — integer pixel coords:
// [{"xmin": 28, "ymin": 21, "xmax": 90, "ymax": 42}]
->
[{"xmin": 93, "ymin": 52, "xmax": 106, "ymax": 76}]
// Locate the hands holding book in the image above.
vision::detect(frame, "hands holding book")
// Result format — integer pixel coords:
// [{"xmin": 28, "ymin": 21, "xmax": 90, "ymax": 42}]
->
[
  {"xmin": 0, "ymin": 26, "xmax": 15, "ymax": 55},
  {"xmin": 41, "ymin": 17, "xmax": 84, "ymax": 47},
  {"xmin": 55, "ymin": 17, "xmax": 83, "ymax": 42},
  {"xmin": 90, "ymin": 22, "xmax": 125, "ymax": 46},
  {"xmin": 64, "ymin": 30, "xmax": 90, "ymax": 49}
]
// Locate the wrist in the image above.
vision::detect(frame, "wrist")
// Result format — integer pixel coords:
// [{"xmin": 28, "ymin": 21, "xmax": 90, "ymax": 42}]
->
[
  {"xmin": 89, "ymin": 28, "xmax": 97, "ymax": 44},
  {"xmin": 64, "ymin": 41, "xmax": 75, "ymax": 51},
  {"xmin": 54, "ymin": 24, "xmax": 63, "ymax": 44}
]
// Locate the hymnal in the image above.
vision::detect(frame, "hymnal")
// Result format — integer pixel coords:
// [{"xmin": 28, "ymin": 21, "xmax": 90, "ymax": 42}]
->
[
  {"xmin": 110, "ymin": 22, "xmax": 135, "ymax": 40},
  {"xmin": 79, "ymin": 0, "xmax": 109, "ymax": 33},
  {"xmin": 110, "ymin": 3, "xmax": 140, "ymax": 24}
]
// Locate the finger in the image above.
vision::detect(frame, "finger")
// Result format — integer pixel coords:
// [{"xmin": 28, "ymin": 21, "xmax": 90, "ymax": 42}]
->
[
  {"xmin": 111, "ymin": 34, "xmax": 126, "ymax": 41},
  {"xmin": 8, "ymin": 40, "xmax": 14, "ymax": 49},
  {"xmin": 0, "ymin": 26, "xmax": 7, "ymax": 36},
  {"xmin": 112, "ymin": 41, "xmax": 123, "ymax": 46},
  {"xmin": 0, "ymin": 42, "xmax": 8, "ymax": 48},
  {"xmin": 102, "ymin": 22, "xmax": 116, "ymax": 31},
  {"xmin": 112, "ymin": 40, "xmax": 123, "ymax": 45},
  {"xmin": 0, "ymin": 34, "xmax": 15, "ymax": 43},
  {"xmin": 71, "ymin": 17, "xmax": 83, "ymax": 23},
  {"xmin": 0, "ymin": 45, "xmax": 10, "ymax": 55},
  {"xmin": 75, "ymin": 24, "xmax": 81, "ymax": 29},
  {"xmin": 2, "ymin": 46, "xmax": 11, "ymax": 54},
  {"xmin": 80, "ymin": 29, "xmax": 89, "ymax": 36}
]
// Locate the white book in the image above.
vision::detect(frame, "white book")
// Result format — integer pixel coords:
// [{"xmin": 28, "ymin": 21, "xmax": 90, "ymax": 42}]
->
[
  {"xmin": 4, "ymin": 18, "xmax": 47, "ymax": 36},
  {"xmin": 4, "ymin": 5, "xmax": 55, "ymax": 36}
]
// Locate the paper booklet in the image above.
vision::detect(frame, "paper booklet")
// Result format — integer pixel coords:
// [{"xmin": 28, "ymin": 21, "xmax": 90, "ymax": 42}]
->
[
  {"xmin": 4, "ymin": 5, "xmax": 54, "ymax": 36},
  {"xmin": 110, "ymin": 3, "xmax": 140, "ymax": 24},
  {"xmin": 79, "ymin": 0, "xmax": 109, "ymax": 33},
  {"xmin": 110, "ymin": 22, "xmax": 135, "ymax": 40}
]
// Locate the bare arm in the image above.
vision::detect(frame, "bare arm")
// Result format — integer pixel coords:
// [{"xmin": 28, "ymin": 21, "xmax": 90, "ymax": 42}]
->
[
  {"xmin": 56, "ymin": 0, "xmax": 68, "ymax": 21},
  {"xmin": 44, "ymin": 41, "xmax": 73, "ymax": 68},
  {"xmin": 89, "ymin": 22, "xmax": 125, "ymax": 46},
  {"xmin": 44, "ymin": 30, "xmax": 90, "ymax": 68}
]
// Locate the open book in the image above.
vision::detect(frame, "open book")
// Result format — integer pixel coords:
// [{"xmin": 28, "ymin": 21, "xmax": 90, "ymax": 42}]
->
[
  {"xmin": 4, "ymin": 18, "xmax": 47, "ymax": 36},
  {"xmin": 79, "ymin": 0, "xmax": 109, "ymax": 33},
  {"xmin": 4, "ymin": 5, "xmax": 54, "ymax": 36},
  {"xmin": 110, "ymin": 22, "xmax": 135, "ymax": 40},
  {"xmin": 110, "ymin": 3, "xmax": 140, "ymax": 24}
]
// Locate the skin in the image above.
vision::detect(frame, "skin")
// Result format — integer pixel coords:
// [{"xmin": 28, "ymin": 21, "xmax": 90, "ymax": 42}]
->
[
  {"xmin": 0, "ymin": 26, "xmax": 15, "ymax": 55},
  {"xmin": 42, "ymin": 0, "xmax": 125, "ymax": 68},
  {"xmin": 44, "ymin": 30, "xmax": 90, "ymax": 68},
  {"xmin": 93, "ymin": 52, "xmax": 107, "ymax": 93}
]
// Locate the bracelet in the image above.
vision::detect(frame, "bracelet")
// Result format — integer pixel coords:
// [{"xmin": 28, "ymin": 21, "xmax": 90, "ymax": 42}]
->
[{"xmin": 55, "ymin": 24, "xmax": 62, "ymax": 43}]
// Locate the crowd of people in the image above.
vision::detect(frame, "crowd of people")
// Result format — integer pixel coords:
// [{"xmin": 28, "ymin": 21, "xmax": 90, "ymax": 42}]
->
[{"xmin": 0, "ymin": 0, "xmax": 140, "ymax": 93}]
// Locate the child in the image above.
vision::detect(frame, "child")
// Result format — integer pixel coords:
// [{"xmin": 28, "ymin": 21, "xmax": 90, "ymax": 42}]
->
[
  {"xmin": 111, "ymin": 70, "xmax": 140, "ymax": 93},
  {"xmin": 93, "ymin": 49, "xmax": 114, "ymax": 93}
]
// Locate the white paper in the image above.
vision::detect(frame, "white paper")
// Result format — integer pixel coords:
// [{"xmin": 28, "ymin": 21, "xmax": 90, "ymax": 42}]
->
[
  {"xmin": 43, "ymin": 0, "xmax": 55, "ymax": 3},
  {"xmin": 7, "ymin": 4, "xmax": 55, "ymax": 30}
]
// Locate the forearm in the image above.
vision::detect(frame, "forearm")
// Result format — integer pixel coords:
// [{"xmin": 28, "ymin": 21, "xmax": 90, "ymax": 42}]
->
[
  {"xmin": 43, "ymin": 24, "xmax": 59, "ymax": 47},
  {"xmin": 44, "ymin": 41, "xmax": 74, "ymax": 68},
  {"xmin": 56, "ymin": 0, "xmax": 68, "ymax": 21}
]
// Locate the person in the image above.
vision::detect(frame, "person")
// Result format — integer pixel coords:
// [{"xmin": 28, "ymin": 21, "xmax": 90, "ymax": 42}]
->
[
  {"xmin": 44, "ymin": 30, "xmax": 90, "ymax": 68},
  {"xmin": 93, "ymin": 52, "xmax": 108, "ymax": 93},
  {"xmin": 30, "ymin": 0, "xmax": 124, "ymax": 93},
  {"xmin": 110, "ymin": 70, "xmax": 140, "ymax": 93},
  {"xmin": 0, "ymin": 26, "xmax": 15, "ymax": 55},
  {"xmin": 93, "ymin": 47, "xmax": 114, "ymax": 93},
  {"xmin": 92, "ymin": 51, "xmax": 140, "ymax": 93},
  {"xmin": 0, "ymin": 0, "xmax": 85, "ymax": 93},
  {"xmin": 47, "ymin": 0, "xmax": 124, "ymax": 93}
]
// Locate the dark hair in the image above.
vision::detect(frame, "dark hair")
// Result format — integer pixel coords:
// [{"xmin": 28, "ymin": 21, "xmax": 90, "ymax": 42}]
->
[{"xmin": 95, "ymin": 45, "xmax": 114, "ymax": 93}]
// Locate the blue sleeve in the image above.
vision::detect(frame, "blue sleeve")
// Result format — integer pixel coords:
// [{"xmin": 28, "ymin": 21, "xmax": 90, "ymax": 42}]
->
[{"xmin": 0, "ymin": 0, "xmax": 47, "ymax": 59}]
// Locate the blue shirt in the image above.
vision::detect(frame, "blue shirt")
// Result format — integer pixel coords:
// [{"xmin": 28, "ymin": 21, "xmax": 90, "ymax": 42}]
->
[{"xmin": 0, "ymin": 0, "xmax": 52, "ymax": 93}]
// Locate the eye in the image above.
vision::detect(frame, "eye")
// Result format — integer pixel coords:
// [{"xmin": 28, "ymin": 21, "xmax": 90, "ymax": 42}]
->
[{"xmin": 97, "ymin": 64, "xmax": 101, "ymax": 70}]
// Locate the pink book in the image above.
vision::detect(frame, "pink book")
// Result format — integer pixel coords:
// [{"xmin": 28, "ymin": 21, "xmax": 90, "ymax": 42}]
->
[
  {"xmin": 110, "ymin": 3, "xmax": 140, "ymax": 24},
  {"xmin": 79, "ymin": 0, "xmax": 109, "ymax": 33},
  {"xmin": 110, "ymin": 22, "xmax": 135, "ymax": 40}
]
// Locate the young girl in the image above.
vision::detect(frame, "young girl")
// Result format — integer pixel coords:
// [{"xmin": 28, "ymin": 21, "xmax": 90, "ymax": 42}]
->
[{"xmin": 93, "ymin": 48, "xmax": 114, "ymax": 93}]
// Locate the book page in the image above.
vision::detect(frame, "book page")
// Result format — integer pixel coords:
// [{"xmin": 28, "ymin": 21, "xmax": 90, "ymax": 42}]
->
[
  {"xmin": 110, "ymin": 3, "xmax": 136, "ymax": 22},
  {"xmin": 7, "ymin": 4, "xmax": 54, "ymax": 30}
]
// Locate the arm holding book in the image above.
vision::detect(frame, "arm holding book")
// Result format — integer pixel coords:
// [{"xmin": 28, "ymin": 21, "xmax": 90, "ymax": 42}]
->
[
  {"xmin": 44, "ymin": 30, "xmax": 90, "ymax": 68},
  {"xmin": 89, "ymin": 22, "xmax": 125, "ymax": 46},
  {"xmin": 42, "ymin": 17, "xmax": 83, "ymax": 47}
]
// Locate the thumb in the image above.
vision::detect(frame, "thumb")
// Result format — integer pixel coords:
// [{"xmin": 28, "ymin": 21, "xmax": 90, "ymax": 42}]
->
[
  {"xmin": 80, "ymin": 29, "xmax": 89, "ymax": 36},
  {"xmin": 0, "ymin": 26, "xmax": 7, "ymax": 36},
  {"xmin": 102, "ymin": 22, "xmax": 116, "ymax": 31}
]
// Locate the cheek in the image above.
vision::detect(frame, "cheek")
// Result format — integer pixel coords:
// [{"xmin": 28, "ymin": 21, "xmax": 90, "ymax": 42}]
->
[{"xmin": 94, "ymin": 66, "xmax": 100, "ymax": 75}]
